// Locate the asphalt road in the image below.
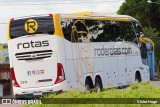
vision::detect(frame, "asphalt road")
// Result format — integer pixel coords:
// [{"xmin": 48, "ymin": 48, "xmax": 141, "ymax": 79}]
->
[
  {"xmin": 150, "ymin": 81, "xmax": 160, "ymax": 87},
  {"xmin": 151, "ymin": 81, "xmax": 160, "ymax": 85}
]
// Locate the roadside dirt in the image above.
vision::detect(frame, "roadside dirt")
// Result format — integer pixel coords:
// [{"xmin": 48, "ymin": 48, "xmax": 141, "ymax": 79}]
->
[{"xmin": 150, "ymin": 80, "xmax": 160, "ymax": 87}]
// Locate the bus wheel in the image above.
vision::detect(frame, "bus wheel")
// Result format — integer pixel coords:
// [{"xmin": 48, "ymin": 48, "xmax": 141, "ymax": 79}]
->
[
  {"xmin": 135, "ymin": 71, "xmax": 141, "ymax": 82},
  {"xmin": 85, "ymin": 79, "xmax": 93, "ymax": 91},
  {"xmin": 95, "ymin": 78, "xmax": 103, "ymax": 93}
]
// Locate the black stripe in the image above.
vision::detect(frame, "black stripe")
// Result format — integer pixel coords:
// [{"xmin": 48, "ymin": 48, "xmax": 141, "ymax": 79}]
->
[
  {"xmin": 18, "ymin": 56, "xmax": 51, "ymax": 60},
  {"xmin": 36, "ymin": 53, "xmax": 52, "ymax": 56},
  {"xmin": 16, "ymin": 55, "xmax": 31, "ymax": 58},
  {"xmin": 15, "ymin": 50, "xmax": 52, "ymax": 55},
  {"xmin": 38, "ymin": 79, "xmax": 52, "ymax": 82}
]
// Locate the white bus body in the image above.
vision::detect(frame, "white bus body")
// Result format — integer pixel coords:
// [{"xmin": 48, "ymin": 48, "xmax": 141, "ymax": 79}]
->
[{"xmin": 8, "ymin": 14, "xmax": 150, "ymax": 98}]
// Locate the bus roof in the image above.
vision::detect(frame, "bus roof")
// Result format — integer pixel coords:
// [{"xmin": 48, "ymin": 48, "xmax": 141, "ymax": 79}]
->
[
  {"xmin": 60, "ymin": 13, "xmax": 139, "ymax": 22},
  {"xmin": 10, "ymin": 12, "xmax": 139, "ymax": 22}
]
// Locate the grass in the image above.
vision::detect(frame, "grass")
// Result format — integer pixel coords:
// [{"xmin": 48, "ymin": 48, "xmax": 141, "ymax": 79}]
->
[{"xmin": 24, "ymin": 82, "xmax": 160, "ymax": 107}]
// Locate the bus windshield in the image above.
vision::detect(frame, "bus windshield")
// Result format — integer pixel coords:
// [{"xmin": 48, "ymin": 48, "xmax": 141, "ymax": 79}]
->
[{"xmin": 9, "ymin": 16, "xmax": 54, "ymax": 39}]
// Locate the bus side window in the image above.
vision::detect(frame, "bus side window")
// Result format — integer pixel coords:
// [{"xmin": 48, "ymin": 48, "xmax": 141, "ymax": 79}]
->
[
  {"xmin": 61, "ymin": 19, "xmax": 73, "ymax": 42},
  {"xmin": 89, "ymin": 20, "xmax": 109, "ymax": 42},
  {"xmin": 92, "ymin": 20, "xmax": 120, "ymax": 42},
  {"xmin": 123, "ymin": 22, "xmax": 137, "ymax": 43},
  {"xmin": 136, "ymin": 24, "xmax": 144, "ymax": 37}
]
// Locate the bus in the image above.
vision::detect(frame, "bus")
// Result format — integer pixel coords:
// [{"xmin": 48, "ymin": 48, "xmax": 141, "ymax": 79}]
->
[{"xmin": 7, "ymin": 13, "xmax": 150, "ymax": 98}]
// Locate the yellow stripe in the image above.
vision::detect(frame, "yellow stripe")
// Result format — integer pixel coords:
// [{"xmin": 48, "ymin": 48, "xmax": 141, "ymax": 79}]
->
[
  {"xmin": 73, "ymin": 11, "xmax": 93, "ymax": 15},
  {"xmin": 65, "ymin": 17, "xmax": 130, "ymax": 22},
  {"xmin": 72, "ymin": 12, "xmax": 130, "ymax": 21},
  {"xmin": 139, "ymin": 37, "xmax": 154, "ymax": 51},
  {"xmin": 61, "ymin": 15, "xmax": 131, "ymax": 22},
  {"xmin": 7, "ymin": 19, "xmax": 11, "ymax": 40},
  {"xmin": 53, "ymin": 14, "xmax": 64, "ymax": 38}
]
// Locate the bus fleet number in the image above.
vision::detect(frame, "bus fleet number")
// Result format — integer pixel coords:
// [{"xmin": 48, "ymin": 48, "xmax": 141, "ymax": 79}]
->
[{"xmin": 21, "ymin": 81, "xmax": 27, "ymax": 84}]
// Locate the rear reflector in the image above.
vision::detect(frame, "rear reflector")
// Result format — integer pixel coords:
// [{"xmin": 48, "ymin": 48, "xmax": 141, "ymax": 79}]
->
[
  {"xmin": 58, "ymin": 90, "xmax": 63, "ymax": 93},
  {"xmin": 10, "ymin": 67, "xmax": 20, "ymax": 87},
  {"xmin": 54, "ymin": 63, "xmax": 65, "ymax": 84},
  {"xmin": 15, "ymin": 94, "xmax": 19, "ymax": 97}
]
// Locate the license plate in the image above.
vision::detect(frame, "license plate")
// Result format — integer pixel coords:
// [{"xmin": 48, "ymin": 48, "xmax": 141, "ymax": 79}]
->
[{"xmin": 34, "ymin": 91, "xmax": 42, "ymax": 96}]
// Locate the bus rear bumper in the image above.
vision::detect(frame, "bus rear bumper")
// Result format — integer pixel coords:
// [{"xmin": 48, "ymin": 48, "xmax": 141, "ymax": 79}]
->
[{"xmin": 13, "ymin": 81, "xmax": 67, "ymax": 98}]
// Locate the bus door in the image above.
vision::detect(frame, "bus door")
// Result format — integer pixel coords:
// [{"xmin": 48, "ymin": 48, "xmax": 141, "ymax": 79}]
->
[
  {"xmin": 110, "ymin": 56, "xmax": 119, "ymax": 86},
  {"xmin": 109, "ymin": 43, "xmax": 119, "ymax": 86},
  {"xmin": 115, "ymin": 42, "xmax": 127, "ymax": 86},
  {"xmin": 139, "ymin": 37, "xmax": 155, "ymax": 80}
]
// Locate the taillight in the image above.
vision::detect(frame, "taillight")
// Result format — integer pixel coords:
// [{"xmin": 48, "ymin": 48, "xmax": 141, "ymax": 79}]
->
[
  {"xmin": 54, "ymin": 63, "xmax": 65, "ymax": 84},
  {"xmin": 10, "ymin": 18, "xmax": 14, "ymax": 22},
  {"xmin": 10, "ymin": 67, "xmax": 20, "ymax": 87},
  {"xmin": 49, "ymin": 14, "xmax": 53, "ymax": 17}
]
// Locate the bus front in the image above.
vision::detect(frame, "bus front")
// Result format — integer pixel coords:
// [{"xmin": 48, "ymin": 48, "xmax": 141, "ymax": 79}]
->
[{"xmin": 7, "ymin": 14, "xmax": 66, "ymax": 98}]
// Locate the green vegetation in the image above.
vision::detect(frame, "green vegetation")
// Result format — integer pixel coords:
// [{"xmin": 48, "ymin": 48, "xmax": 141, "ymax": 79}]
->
[
  {"xmin": 143, "ymin": 27, "xmax": 160, "ymax": 74},
  {"xmin": 24, "ymin": 82, "xmax": 160, "ymax": 107},
  {"xmin": 118, "ymin": 0, "xmax": 160, "ymax": 74},
  {"xmin": 117, "ymin": 0, "xmax": 160, "ymax": 30}
]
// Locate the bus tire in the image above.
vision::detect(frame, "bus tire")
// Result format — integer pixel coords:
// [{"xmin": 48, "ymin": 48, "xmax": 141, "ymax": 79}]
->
[
  {"xmin": 95, "ymin": 77, "xmax": 103, "ymax": 92},
  {"xmin": 135, "ymin": 71, "xmax": 141, "ymax": 82},
  {"xmin": 85, "ymin": 78, "xmax": 93, "ymax": 91}
]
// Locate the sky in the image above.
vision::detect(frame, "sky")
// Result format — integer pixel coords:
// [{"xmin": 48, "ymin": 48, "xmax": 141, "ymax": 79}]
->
[{"xmin": 0, "ymin": 0, "xmax": 125, "ymax": 43}]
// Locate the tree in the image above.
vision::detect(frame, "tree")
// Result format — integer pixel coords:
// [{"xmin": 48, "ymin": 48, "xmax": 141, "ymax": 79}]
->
[
  {"xmin": 143, "ymin": 27, "xmax": 160, "ymax": 72},
  {"xmin": 117, "ymin": 0, "xmax": 160, "ymax": 30},
  {"xmin": 118, "ymin": 0, "xmax": 160, "ymax": 72}
]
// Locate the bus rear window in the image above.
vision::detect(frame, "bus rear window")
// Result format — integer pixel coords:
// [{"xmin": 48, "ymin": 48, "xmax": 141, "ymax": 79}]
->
[{"xmin": 10, "ymin": 16, "xmax": 54, "ymax": 39}]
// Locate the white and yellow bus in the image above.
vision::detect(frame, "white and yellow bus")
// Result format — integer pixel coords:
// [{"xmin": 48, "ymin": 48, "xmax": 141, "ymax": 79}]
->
[{"xmin": 7, "ymin": 13, "xmax": 150, "ymax": 98}]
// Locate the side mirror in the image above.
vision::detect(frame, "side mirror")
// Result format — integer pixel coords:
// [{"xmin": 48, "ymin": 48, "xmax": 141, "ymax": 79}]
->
[{"xmin": 140, "ymin": 32, "xmax": 144, "ymax": 37}]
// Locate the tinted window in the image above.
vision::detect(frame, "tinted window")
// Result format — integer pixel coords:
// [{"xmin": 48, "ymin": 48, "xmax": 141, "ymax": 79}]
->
[
  {"xmin": 3, "ymin": 45, "xmax": 8, "ymax": 49},
  {"xmin": 10, "ymin": 16, "xmax": 54, "ymax": 39},
  {"xmin": 61, "ymin": 18, "xmax": 137, "ymax": 43},
  {"xmin": 120, "ymin": 22, "xmax": 137, "ymax": 42},
  {"xmin": 132, "ymin": 20, "xmax": 144, "ymax": 38}
]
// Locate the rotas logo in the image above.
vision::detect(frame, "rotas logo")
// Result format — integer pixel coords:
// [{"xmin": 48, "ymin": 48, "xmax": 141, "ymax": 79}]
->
[{"xmin": 24, "ymin": 19, "xmax": 38, "ymax": 33}]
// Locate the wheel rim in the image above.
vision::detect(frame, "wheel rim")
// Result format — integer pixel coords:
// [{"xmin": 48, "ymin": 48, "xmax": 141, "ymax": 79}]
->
[
  {"xmin": 85, "ymin": 84, "xmax": 90, "ymax": 91},
  {"xmin": 96, "ymin": 83, "xmax": 101, "ymax": 92},
  {"xmin": 96, "ymin": 86, "xmax": 100, "ymax": 92}
]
